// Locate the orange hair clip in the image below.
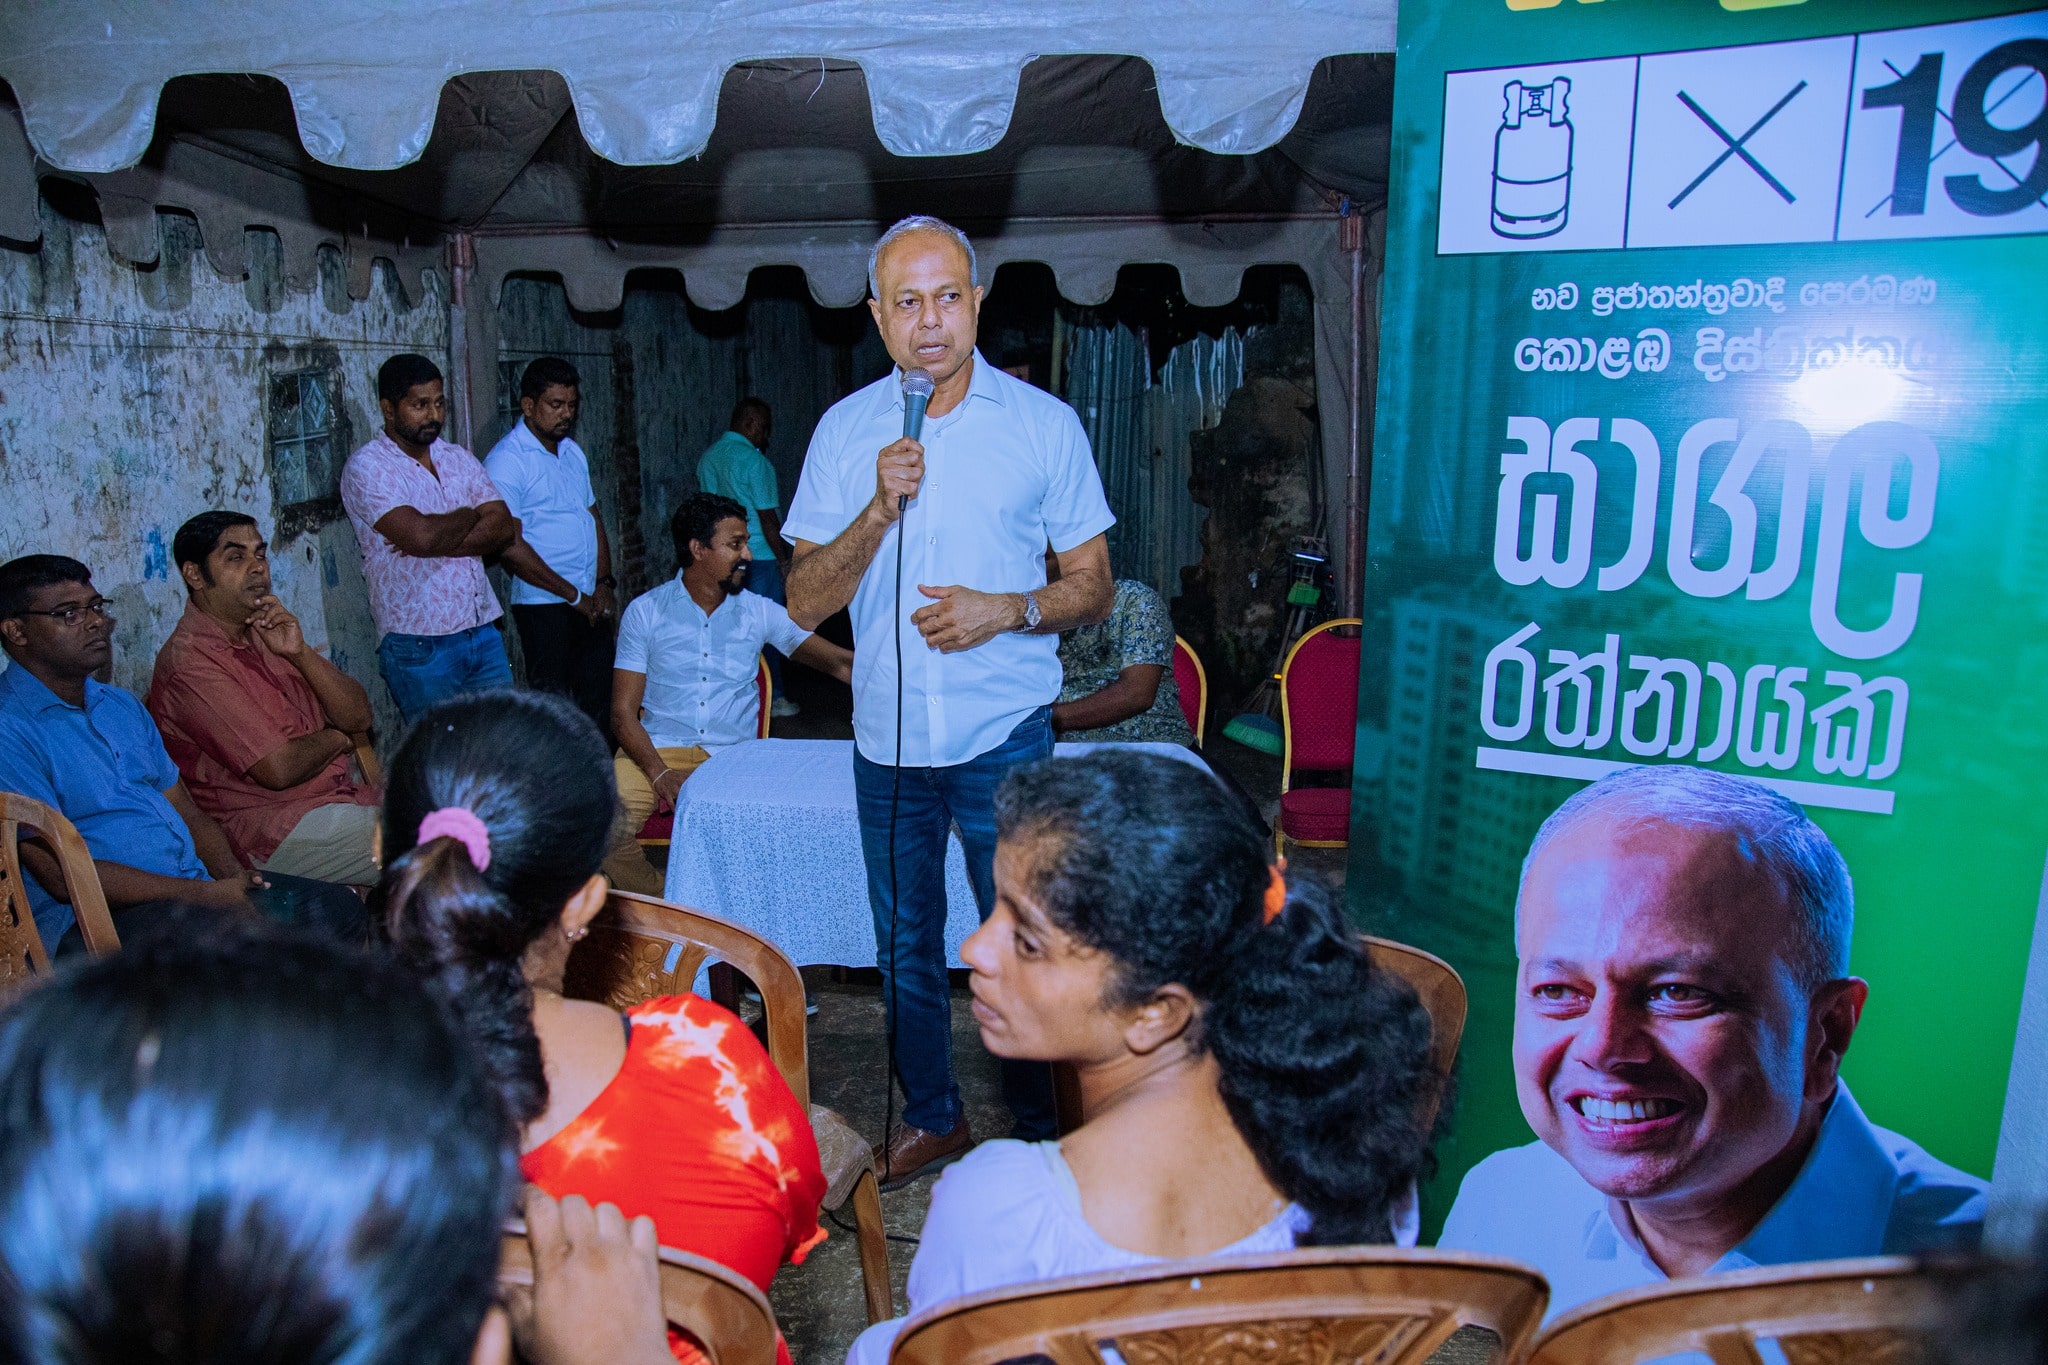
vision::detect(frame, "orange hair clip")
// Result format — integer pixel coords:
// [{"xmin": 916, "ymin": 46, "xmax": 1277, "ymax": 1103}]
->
[{"xmin": 1262, "ymin": 860, "xmax": 1289, "ymax": 925}]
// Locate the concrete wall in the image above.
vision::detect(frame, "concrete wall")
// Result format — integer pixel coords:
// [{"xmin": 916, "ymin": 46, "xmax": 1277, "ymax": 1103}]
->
[{"xmin": 0, "ymin": 189, "xmax": 447, "ymax": 743}]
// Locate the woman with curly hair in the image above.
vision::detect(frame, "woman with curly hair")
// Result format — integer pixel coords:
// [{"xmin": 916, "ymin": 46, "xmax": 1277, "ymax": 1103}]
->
[{"xmin": 848, "ymin": 749, "xmax": 1442, "ymax": 1364}]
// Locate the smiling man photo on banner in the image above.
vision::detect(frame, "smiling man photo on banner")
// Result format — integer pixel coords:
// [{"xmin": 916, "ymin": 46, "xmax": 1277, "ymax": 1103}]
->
[
  {"xmin": 1437, "ymin": 765, "xmax": 1984, "ymax": 1319},
  {"xmin": 784, "ymin": 215, "xmax": 1114, "ymax": 1187}
]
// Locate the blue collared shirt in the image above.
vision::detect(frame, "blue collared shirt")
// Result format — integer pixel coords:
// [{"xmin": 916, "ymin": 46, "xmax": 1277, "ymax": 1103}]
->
[
  {"xmin": 0, "ymin": 662, "xmax": 208, "ymax": 945},
  {"xmin": 784, "ymin": 351, "xmax": 1115, "ymax": 767},
  {"xmin": 1438, "ymin": 1084, "xmax": 1986, "ymax": 1322}
]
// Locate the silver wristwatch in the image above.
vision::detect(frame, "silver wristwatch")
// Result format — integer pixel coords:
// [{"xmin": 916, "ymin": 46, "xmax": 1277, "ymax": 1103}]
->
[{"xmin": 1019, "ymin": 591, "xmax": 1043, "ymax": 631}]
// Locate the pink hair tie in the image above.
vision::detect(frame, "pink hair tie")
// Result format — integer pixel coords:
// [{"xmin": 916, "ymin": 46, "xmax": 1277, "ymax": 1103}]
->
[{"xmin": 418, "ymin": 807, "xmax": 492, "ymax": 873}]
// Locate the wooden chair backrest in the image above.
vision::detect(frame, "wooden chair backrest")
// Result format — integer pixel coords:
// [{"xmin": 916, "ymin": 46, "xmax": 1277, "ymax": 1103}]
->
[
  {"xmin": 1362, "ymin": 934, "xmax": 1467, "ymax": 1129},
  {"xmin": 563, "ymin": 889, "xmax": 810, "ymax": 1109},
  {"xmin": 1172, "ymin": 635, "xmax": 1208, "ymax": 745},
  {"xmin": 1528, "ymin": 1257, "xmax": 1942, "ymax": 1365},
  {"xmin": 351, "ymin": 738, "xmax": 382, "ymax": 787},
  {"xmin": 889, "ymin": 1248, "xmax": 1549, "ymax": 1365},
  {"xmin": 756, "ymin": 655, "xmax": 771, "ymax": 739},
  {"xmin": 500, "ymin": 1220, "xmax": 779, "ymax": 1365},
  {"xmin": 0, "ymin": 792, "xmax": 119, "ymax": 997}
]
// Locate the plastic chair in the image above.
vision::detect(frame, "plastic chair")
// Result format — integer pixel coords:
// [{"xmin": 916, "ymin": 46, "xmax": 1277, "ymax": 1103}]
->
[
  {"xmin": 1, "ymin": 791, "xmax": 120, "ymax": 1000},
  {"xmin": 1528, "ymin": 1256, "xmax": 1944, "ymax": 1365},
  {"xmin": 500, "ymin": 1217, "xmax": 779, "ymax": 1365},
  {"xmin": 1172, "ymin": 635, "xmax": 1209, "ymax": 745},
  {"xmin": 639, "ymin": 656, "xmax": 771, "ymax": 848},
  {"xmin": 888, "ymin": 1248, "xmax": 1549, "ymax": 1365},
  {"xmin": 1363, "ymin": 935, "xmax": 1466, "ymax": 1131},
  {"xmin": 562, "ymin": 889, "xmax": 894, "ymax": 1324},
  {"xmin": 1276, "ymin": 618, "xmax": 1362, "ymax": 858}
]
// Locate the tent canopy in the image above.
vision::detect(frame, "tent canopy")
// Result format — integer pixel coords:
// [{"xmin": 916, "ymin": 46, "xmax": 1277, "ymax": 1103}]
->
[
  {"xmin": 2, "ymin": 1, "xmax": 1394, "ymax": 173},
  {"xmin": 0, "ymin": 1, "xmax": 1395, "ymax": 595}
]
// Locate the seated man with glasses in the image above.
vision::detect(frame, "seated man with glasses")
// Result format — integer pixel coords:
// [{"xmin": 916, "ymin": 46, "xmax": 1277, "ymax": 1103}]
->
[{"xmin": 0, "ymin": 554, "xmax": 365, "ymax": 952}]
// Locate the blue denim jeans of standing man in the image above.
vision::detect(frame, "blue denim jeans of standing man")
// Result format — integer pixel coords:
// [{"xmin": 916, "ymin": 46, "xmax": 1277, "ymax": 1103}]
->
[
  {"xmin": 745, "ymin": 557, "xmax": 788, "ymax": 701},
  {"xmin": 853, "ymin": 706, "xmax": 1057, "ymax": 1140},
  {"xmin": 377, "ymin": 622, "xmax": 514, "ymax": 723}
]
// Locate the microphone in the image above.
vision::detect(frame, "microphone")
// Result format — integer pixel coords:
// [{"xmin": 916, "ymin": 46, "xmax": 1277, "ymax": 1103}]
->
[{"xmin": 898, "ymin": 368, "xmax": 934, "ymax": 510}]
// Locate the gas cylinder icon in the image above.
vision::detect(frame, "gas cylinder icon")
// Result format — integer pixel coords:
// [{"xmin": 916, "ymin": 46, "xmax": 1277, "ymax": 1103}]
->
[{"xmin": 1491, "ymin": 77, "xmax": 1573, "ymax": 239}]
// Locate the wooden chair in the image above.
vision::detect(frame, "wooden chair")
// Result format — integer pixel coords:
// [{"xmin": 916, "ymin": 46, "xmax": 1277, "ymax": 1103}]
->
[
  {"xmin": 1172, "ymin": 634, "xmax": 1209, "ymax": 745},
  {"xmin": 500, "ymin": 1217, "xmax": 779, "ymax": 1365},
  {"xmin": 1, "ymin": 792, "xmax": 120, "ymax": 1000},
  {"xmin": 1276, "ymin": 618, "xmax": 1362, "ymax": 859},
  {"xmin": 639, "ymin": 656, "xmax": 771, "ymax": 849},
  {"xmin": 888, "ymin": 1248, "xmax": 1549, "ymax": 1365},
  {"xmin": 1363, "ymin": 935, "xmax": 1466, "ymax": 1131},
  {"xmin": 1528, "ymin": 1256, "xmax": 1945, "ymax": 1365},
  {"xmin": 350, "ymin": 736, "xmax": 382, "ymax": 787},
  {"xmin": 562, "ymin": 889, "xmax": 894, "ymax": 1324}
]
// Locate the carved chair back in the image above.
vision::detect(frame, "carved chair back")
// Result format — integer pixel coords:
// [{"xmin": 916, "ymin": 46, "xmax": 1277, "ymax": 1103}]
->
[
  {"xmin": 1527, "ymin": 1256, "xmax": 1943, "ymax": 1365},
  {"xmin": 887, "ymin": 1248, "xmax": 1549, "ymax": 1365}
]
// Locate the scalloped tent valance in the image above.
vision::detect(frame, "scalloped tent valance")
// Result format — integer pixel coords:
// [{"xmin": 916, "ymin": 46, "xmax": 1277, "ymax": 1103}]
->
[{"xmin": 0, "ymin": 0, "xmax": 1394, "ymax": 174}]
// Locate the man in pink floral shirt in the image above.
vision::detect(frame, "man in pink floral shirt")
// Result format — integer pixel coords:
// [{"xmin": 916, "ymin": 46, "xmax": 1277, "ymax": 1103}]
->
[{"xmin": 340, "ymin": 354, "xmax": 518, "ymax": 720}]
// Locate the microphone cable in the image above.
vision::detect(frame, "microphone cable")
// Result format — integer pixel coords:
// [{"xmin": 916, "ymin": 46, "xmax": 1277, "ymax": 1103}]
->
[
  {"xmin": 880, "ymin": 367, "xmax": 931, "ymax": 1181},
  {"xmin": 884, "ymin": 469, "xmax": 904, "ymax": 1177}
]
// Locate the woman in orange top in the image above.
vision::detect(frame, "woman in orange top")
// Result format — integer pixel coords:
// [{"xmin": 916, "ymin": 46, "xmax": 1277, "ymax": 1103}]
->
[{"xmin": 379, "ymin": 691, "xmax": 825, "ymax": 1362}]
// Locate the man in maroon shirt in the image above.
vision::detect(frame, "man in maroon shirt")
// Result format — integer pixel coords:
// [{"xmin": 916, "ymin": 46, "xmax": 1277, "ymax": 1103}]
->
[{"xmin": 147, "ymin": 512, "xmax": 379, "ymax": 887}]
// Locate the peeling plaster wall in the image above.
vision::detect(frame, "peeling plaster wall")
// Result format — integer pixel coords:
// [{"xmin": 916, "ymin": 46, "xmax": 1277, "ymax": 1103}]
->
[{"xmin": 0, "ymin": 192, "xmax": 447, "ymax": 746}]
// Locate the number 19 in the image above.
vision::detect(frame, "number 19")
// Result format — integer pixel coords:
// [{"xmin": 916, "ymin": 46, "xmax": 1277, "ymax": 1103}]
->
[{"xmin": 1863, "ymin": 39, "xmax": 2048, "ymax": 218}]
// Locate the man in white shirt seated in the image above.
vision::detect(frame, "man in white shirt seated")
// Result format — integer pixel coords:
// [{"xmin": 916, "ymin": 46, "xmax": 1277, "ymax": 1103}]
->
[
  {"xmin": 602, "ymin": 492, "xmax": 852, "ymax": 895},
  {"xmin": 1438, "ymin": 764, "xmax": 1984, "ymax": 1320}
]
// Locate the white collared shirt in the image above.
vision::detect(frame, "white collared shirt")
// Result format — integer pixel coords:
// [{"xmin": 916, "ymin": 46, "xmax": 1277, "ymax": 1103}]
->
[
  {"xmin": 614, "ymin": 579, "xmax": 811, "ymax": 750},
  {"xmin": 783, "ymin": 352, "xmax": 1115, "ymax": 768},
  {"xmin": 1437, "ymin": 1084, "xmax": 1986, "ymax": 1322},
  {"xmin": 483, "ymin": 421, "xmax": 598, "ymax": 607}
]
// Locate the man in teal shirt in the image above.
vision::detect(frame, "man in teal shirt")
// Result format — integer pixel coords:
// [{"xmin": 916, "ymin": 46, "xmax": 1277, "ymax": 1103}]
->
[{"xmin": 696, "ymin": 397, "xmax": 797, "ymax": 715}]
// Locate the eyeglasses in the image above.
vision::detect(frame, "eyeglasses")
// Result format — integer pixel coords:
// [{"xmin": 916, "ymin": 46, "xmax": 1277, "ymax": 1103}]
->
[{"xmin": 15, "ymin": 597, "xmax": 114, "ymax": 628}]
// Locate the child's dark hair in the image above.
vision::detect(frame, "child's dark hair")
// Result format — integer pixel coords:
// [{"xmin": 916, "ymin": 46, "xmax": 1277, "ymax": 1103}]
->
[
  {"xmin": 994, "ymin": 750, "xmax": 1442, "ymax": 1246},
  {"xmin": 380, "ymin": 689, "xmax": 617, "ymax": 1126},
  {"xmin": 0, "ymin": 916, "xmax": 514, "ymax": 1365}
]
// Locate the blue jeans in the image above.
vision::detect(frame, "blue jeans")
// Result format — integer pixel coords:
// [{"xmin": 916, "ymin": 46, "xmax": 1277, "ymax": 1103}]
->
[
  {"xmin": 854, "ymin": 707, "xmax": 1057, "ymax": 1139},
  {"xmin": 746, "ymin": 558, "xmax": 788, "ymax": 699},
  {"xmin": 377, "ymin": 623, "xmax": 514, "ymax": 723}
]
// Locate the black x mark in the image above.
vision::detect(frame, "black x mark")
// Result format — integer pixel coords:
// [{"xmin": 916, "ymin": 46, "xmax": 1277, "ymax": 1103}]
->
[{"xmin": 1668, "ymin": 80, "xmax": 1808, "ymax": 209}]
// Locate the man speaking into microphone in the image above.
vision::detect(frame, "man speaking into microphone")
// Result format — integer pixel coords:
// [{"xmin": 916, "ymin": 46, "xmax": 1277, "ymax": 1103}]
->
[{"xmin": 785, "ymin": 215, "xmax": 1113, "ymax": 1185}]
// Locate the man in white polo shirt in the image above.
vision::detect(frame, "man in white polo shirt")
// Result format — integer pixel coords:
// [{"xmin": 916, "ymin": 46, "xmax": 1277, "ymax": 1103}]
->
[
  {"xmin": 785, "ymin": 215, "xmax": 1115, "ymax": 1185},
  {"xmin": 603, "ymin": 492, "xmax": 852, "ymax": 896},
  {"xmin": 1438, "ymin": 765, "xmax": 1984, "ymax": 1320},
  {"xmin": 485, "ymin": 356, "xmax": 618, "ymax": 738}
]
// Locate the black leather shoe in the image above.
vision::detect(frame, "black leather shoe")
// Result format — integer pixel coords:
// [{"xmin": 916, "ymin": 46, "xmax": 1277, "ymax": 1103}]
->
[{"xmin": 873, "ymin": 1117, "xmax": 974, "ymax": 1192}]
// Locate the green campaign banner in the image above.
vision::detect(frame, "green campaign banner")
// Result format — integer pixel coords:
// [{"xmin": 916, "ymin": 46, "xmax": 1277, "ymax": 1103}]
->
[{"xmin": 1353, "ymin": 0, "xmax": 2048, "ymax": 1228}]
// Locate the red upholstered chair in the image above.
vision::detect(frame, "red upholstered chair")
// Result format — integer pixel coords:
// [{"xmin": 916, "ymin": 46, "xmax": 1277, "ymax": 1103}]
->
[
  {"xmin": 1276, "ymin": 618, "xmax": 1362, "ymax": 858},
  {"xmin": 638, "ymin": 656, "xmax": 772, "ymax": 848},
  {"xmin": 1172, "ymin": 635, "xmax": 1208, "ymax": 745}
]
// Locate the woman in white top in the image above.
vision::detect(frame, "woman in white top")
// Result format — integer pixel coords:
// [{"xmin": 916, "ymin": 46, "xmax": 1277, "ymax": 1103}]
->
[{"xmin": 848, "ymin": 750, "xmax": 1442, "ymax": 1364}]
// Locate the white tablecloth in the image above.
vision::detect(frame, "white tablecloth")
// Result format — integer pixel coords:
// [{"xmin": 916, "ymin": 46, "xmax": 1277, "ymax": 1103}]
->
[{"xmin": 664, "ymin": 737, "xmax": 1202, "ymax": 970}]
